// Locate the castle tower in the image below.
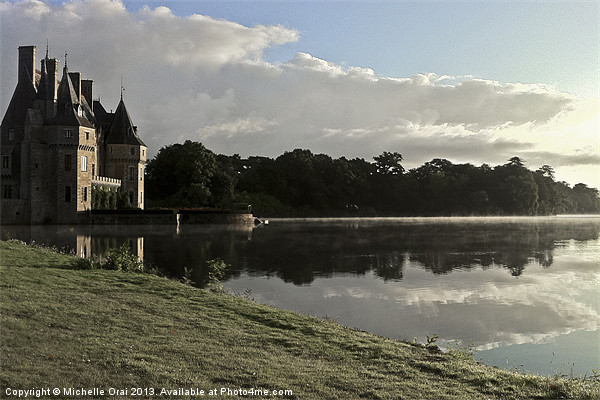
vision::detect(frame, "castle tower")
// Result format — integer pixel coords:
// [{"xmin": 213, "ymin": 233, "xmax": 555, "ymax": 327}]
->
[
  {"xmin": 47, "ymin": 63, "xmax": 97, "ymax": 223},
  {"xmin": 103, "ymin": 98, "xmax": 146, "ymax": 209},
  {"xmin": 1, "ymin": 46, "xmax": 39, "ymax": 222}
]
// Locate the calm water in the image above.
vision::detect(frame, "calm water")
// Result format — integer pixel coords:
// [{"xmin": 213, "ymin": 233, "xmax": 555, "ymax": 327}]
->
[{"xmin": 3, "ymin": 216, "xmax": 599, "ymax": 377}]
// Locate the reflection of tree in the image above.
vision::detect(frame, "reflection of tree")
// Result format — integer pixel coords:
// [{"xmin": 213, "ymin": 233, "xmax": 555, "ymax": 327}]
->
[
  {"xmin": 28, "ymin": 219, "xmax": 597, "ymax": 286},
  {"xmin": 404, "ymin": 222, "xmax": 599, "ymax": 277},
  {"xmin": 372, "ymin": 253, "xmax": 405, "ymax": 281},
  {"xmin": 224, "ymin": 220, "xmax": 598, "ymax": 283},
  {"xmin": 533, "ymin": 250, "xmax": 553, "ymax": 268}
]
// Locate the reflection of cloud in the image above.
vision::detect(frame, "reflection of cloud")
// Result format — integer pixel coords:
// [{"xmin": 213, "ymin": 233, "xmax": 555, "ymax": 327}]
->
[
  {"xmin": 326, "ymin": 271, "xmax": 599, "ymax": 352},
  {"xmin": 226, "ymin": 251, "xmax": 599, "ymax": 353}
]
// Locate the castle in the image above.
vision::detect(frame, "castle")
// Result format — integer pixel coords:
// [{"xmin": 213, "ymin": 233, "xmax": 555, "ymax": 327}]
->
[{"xmin": 1, "ymin": 45, "xmax": 146, "ymax": 224}]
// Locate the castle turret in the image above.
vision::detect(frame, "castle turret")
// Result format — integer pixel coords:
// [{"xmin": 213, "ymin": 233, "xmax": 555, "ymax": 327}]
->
[{"xmin": 104, "ymin": 98, "xmax": 146, "ymax": 209}]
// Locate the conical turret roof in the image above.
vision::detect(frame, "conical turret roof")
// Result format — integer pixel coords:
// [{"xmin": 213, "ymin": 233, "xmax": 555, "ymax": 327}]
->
[
  {"xmin": 52, "ymin": 65, "xmax": 94, "ymax": 128},
  {"xmin": 1, "ymin": 70, "xmax": 36, "ymax": 128},
  {"xmin": 104, "ymin": 98, "xmax": 145, "ymax": 146},
  {"xmin": 34, "ymin": 58, "xmax": 50, "ymax": 100}
]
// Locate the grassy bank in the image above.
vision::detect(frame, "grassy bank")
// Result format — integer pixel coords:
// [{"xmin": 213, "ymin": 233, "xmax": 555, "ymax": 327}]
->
[{"xmin": 1, "ymin": 240, "xmax": 597, "ymax": 399}]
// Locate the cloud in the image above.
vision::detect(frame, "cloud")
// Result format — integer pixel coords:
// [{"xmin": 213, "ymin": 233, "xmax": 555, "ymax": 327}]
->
[{"xmin": 1, "ymin": 0, "xmax": 598, "ymax": 187}]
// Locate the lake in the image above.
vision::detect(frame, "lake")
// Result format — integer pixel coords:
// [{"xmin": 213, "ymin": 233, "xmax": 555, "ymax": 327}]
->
[{"xmin": 2, "ymin": 216, "xmax": 599, "ymax": 377}]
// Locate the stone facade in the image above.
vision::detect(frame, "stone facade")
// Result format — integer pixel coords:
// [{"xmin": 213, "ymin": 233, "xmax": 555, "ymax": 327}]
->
[{"xmin": 1, "ymin": 45, "xmax": 147, "ymax": 224}]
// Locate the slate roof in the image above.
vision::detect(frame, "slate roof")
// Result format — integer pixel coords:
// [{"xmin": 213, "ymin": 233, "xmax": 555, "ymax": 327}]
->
[
  {"xmin": 52, "ymin": 66, "xmax": 94, "ymax": 128},
  {"xmin": 93, "ymin": 100, "xmax": 112, "ymax": 130},
  {"xmin": 1, "ymin": 69, "xmax": 37, "ymax": 129},
  {"xmin": 34, "ymin": 61, "xmax": 50, "ymax": 101},
  {"xmin": 104, "ymin": 99, "xmax": 146, "ymax": 146}
]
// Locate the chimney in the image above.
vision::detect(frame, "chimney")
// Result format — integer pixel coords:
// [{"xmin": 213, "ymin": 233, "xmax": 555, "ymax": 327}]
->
[
  {"xmin": 46, "ymin": 58, "xmax": 59, "ymax": 101},
  {"xmin": 81, "ymin": 80, "xmax": 93, "ymax": 106},
  {"xmin": 68, "ymin": 72, "xmax": 81, "ymax": 102},
  {"xmin": 18, "ymin": 45, "xmax": 36, "ymax": 85}
]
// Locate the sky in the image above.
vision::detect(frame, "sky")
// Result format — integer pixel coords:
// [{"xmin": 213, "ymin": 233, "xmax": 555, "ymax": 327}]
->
[{"xmin": 1, "ymin": 0, "xmax": 598, "ymax": 188}]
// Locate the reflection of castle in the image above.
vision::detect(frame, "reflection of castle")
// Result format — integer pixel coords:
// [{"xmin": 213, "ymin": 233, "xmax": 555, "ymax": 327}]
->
[
  {"xmin": 1, "ymin": 45, "xmax": 147, "ymax": 224},
  {"xmin": 2, "ymin": 224, "xmax": 145, "ymax": 263}
]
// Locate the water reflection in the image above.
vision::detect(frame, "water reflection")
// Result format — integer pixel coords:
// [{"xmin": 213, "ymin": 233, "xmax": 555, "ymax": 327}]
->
[
  {"xmin": 2, "ymin": 217, "xmax": 599, "ymax": 376},
  {"xmin": 232, "ymin": 218, "xmax": 599, "ymax": 284},
  {"xmin": 2, "ymin": 217, "xmax": 598, "ymax": 285}
]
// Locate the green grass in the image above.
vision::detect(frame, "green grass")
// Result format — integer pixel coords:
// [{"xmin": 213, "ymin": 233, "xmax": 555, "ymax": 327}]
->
[{"xmin": 1, "ymin": 240, "xmax": 598, "ymax": 399}]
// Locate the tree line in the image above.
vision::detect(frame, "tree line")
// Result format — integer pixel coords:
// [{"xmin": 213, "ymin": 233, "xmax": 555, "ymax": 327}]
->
[{"xmin": 144, "ymin": 140, "xmax": 600, "ymax": 217}]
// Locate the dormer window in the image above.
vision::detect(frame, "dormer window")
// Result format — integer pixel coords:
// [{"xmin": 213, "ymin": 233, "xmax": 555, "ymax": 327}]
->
[
  {"xmin": 8, "ymin": 129, "xmax": 14, "ymax": 141},
  {"xmin": 64, "ymin": 130, "xmax": 72, "ymax": 138},
  {"xmin": 77, "ymin": 104, "xmax": 82, "ymax": 117}
]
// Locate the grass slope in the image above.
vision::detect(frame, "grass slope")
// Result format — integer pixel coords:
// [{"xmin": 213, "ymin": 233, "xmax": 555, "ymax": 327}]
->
[{"xmin": 1, "ymin": 240, "xmax": 598, "ymax": 400}]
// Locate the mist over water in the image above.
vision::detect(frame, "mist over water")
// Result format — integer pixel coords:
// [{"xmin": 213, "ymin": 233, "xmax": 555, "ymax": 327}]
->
[{"xmin": 3, "ymin": 216, "xmax": 599, "ymax": 376}]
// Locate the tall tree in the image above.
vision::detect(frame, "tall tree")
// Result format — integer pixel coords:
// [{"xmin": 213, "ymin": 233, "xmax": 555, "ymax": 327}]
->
[
  {"xmin": 145, "ymin": 140, "xmax": 218, "ymax": 207},
  {"xmin": 374, "ymin": 151, "xmax": 405, "ymax": 175},
  {"xmin": 489, "ymin": 158, "xmax": 539, "ymax": 215}
]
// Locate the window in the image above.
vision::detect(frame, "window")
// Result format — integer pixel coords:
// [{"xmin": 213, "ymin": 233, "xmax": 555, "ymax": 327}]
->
[
  {"xmin": 142, "ymin": 149, "xmax": 145, "ymax": 156},
  {"xmin": 8, "ymin": 129, "xmax": 14, "ymax": 141},
  {"xmin": 2, "ymin": 155, "xmax": 10, "ymax": 169},
  {"xmin": 130, "ymin": 147, "xmax": 135, "ymax": 155},
  {"xmin": 65, "ymin": 130, "xmax": 72, "ymax": 138},
  {"xmin": 129, "ymin": 191, "xmax": 134, "ymax": 205},
  {"xmin": 81, "ymin": 156, "xmax": 87, "ymax": 172},
  {"xmin": 140, "ymin": 167, "xmax": 143, "ymax": 180},
  {"xmin": 129, "ymin": 166, "xmax": 135, "ymax": 180},
  {"xmin": 64, "ymin": 154, "xmax": 72, "ymax": 171},
  {"xmin": 85, "ymin": 131, "xmax": 90, "ymax": 140},
  {"xmin": 83, "ymin": 186, "xmax": 88, "ymax": 202},
  {"xmin": 65, "ymin": 186, "xmax": 71, "ymax": 202},
  {"xmin": 92, "ymin": 164, "xmax": 95, "ymax": 176},
  {"xmin": 3, "ymin": 185, "xmax": 13, "ymax": 199}
]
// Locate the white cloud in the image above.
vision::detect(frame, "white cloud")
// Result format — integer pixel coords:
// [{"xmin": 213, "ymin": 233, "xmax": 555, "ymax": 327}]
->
[
  {"xmin": 1, "ymin": 0, "xmax": 598, "ymax": 187},
  {"xmin": 200, "ymin": 116, "xmax": 279, "ymax": 138}
]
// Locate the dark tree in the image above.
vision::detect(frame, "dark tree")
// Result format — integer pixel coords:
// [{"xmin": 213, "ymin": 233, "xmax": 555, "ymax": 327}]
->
[
  {"xmin": 144, "ymin": 142, "xmax": 599, "ymax": 216},
  {"xmin": 374, "ymin": 151, "xmax": 405, "ymax": 175},
  {"xmin": 145, "ymin": 140, "xmax": 218, "ymax": 207}
]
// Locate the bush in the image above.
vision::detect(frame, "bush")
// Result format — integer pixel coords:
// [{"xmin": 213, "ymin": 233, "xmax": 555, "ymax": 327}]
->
[
  {"xmin": 104, "ymin": 244, "xmax": 144, "ymax": 272},
  {"xmin": 205, "ymin": 258, "xmax": 229, "ymax": 292}
]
